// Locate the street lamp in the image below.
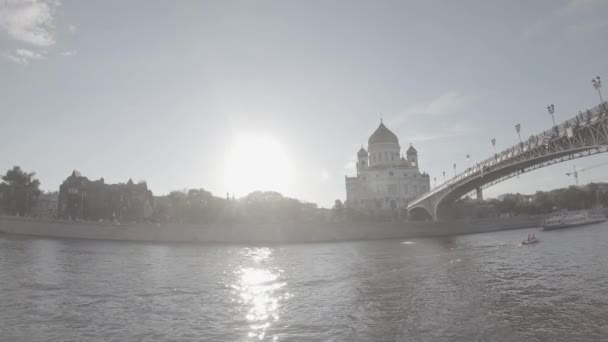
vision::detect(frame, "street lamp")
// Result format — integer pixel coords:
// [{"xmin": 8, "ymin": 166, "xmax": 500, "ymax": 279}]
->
[
  {"xmin": 453, "ymin": 163, "xmax": 457, "ymax": 177},
  {"xmin": 547, "ymin": 104, "xmax": 556, "ymax": 127},
  {"xmin": 491, "ymin": 138, "xmax": 497, "ymax": 158},
  {"xmin": 443, "ymin": 171, "xmax": 446, "ymax": 183},
  {"xmin": 434, "ymin": 177, "xmax": 437, "ymax": 188},
  {"xmin": 466, "ymin": 154, "xmax": 471, "ymax": 169},
  {"xmin": 592, "ymin": 76, "xmax": 604, "ymax": 111},
  {"xmin": 515, "ymin": 123, "xmax": 522, "ymax": 147}
]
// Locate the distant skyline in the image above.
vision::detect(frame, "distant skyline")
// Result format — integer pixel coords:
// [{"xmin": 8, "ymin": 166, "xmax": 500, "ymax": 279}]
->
[{"xmin": 1, "ymin": 0, "xmax": 608, "ymax": 207}]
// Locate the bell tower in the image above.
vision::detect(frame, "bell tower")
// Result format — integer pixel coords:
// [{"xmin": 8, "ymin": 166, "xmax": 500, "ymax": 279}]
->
[
  {"xmin": 406, "ymin": 144, "xmax": 418, "ymax": 169},
  {"xmin": 357, "ymin": 146, "xmax": 368, "ymax": 175}
]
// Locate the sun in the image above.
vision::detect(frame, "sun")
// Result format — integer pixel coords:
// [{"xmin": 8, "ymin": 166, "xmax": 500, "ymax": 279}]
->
[{"xmin": 224, "ymin": 135, "xmax": 293, "ymax": 197}]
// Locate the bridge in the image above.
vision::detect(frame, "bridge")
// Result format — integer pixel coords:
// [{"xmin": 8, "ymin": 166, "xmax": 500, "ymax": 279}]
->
[{"xmin": 407, "ymin": 102, "xmax": 608, "ymax": 221}]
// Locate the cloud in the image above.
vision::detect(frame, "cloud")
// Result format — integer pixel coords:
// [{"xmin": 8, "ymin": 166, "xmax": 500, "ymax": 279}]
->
[
  {"xmin": 555, "ymin": 0, "xmax": 598, "ymax": 17},
  {"xmin": 524, "ymin": 0, "xmax": 607, "ymax": 38},
  {"xmin": 320, "ymin": 168, "xmax": 329, "ymax": 182},
  {"xmin": 0, "ymin": 0, "xmax": 60, "ymax": 47},
  {"xmin": 406, "ymin": 123, "xmax": 477, "ymax": 143},
  {"xmin": 343, "ymin": 160, "xmax": 356, "ymax": 171},
  {"xmin": 424, "ymin": 91, "xmax": 477, "ymax": 116},
  {"xmin": 387, "ymin": 91, "xmax": 478, "ymax": 128},
  {"xmin": 60, "ymin": 49, "xmax": 76, "ymax": 57},
  {"xmin": 566, "ymin": 20, "xmax": 608, "ymax": 36},
  {"xmin": 5, "ymin": 48, "xmax": 45, "ymax": 64},
  {"xmin": 522, "ymin": 18, "xmax": 548, "ymax": 39}
]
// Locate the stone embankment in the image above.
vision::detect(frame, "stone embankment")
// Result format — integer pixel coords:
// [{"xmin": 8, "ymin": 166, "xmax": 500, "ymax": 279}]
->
[{"xmin": 0, "ymin": 215, "xmax": 542, "ymax": 243}]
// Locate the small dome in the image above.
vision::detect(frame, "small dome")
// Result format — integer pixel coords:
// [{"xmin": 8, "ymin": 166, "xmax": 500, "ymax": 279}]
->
[
  {"xmin": 406, "ymin": 143, "xmax": 417, "ymax": 154},
  {"xmin": 368, "ymin": 121, "xmax": 399, "ymax": 145},
  {"xmin": 357, "ymin": 146, "xmax": 367, "ymax": 158}
]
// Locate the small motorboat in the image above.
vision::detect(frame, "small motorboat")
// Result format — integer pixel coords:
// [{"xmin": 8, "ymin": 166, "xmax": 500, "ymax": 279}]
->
[{"xmin": 521, "ymin": 237, "xmax": 539, "ymax": 245}]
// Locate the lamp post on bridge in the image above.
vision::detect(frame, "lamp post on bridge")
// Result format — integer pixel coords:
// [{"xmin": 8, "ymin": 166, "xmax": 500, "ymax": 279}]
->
[
  {"xmin": 515, "ymin": 123, "xmax": 523, "ymax": 148},
  {"xmin": 466, "ymin": 154, "xmax": 470, "ymax": 169},
  {"xmin": 443, "ymin": 171, "xmax": 446, "ymax": 183},
  {"xmin": 434, "ymin": 177, "xmax": 437, "ymax": 188},
  {"xmin": 491, "ymin": 138, "xmax": 497, "ymax": 158},
  {"xmin": 592, "ymin": 76, "xmax": 604, "ymax": 111},
  {"xmin": 547, "ymin": 104, "xmax": 556, "ymax": 127},
  {"xmin": 453, "ymin": 163, "xmax": 457, "ymax": 177}
]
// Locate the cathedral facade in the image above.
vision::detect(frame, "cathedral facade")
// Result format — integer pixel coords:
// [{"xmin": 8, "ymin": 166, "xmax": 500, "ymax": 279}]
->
[{"xmin": 345, "ymin": 121, "xmax": 430, "ymax": 210}]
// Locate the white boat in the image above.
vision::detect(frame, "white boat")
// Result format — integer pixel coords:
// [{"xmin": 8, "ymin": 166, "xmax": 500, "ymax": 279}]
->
[
  {"xmin": 521, "ymin": 237, "xmax": 539, "ymax": 245},
  {"xmin": 542, "ymin": 209, "xmax": 606, "ymax": 231}
]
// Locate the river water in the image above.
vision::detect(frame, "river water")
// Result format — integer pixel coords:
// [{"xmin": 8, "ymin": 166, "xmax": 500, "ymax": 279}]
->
[{"xmin": 1, "ymin": 224, "xmax": 608, "ymax": 342}]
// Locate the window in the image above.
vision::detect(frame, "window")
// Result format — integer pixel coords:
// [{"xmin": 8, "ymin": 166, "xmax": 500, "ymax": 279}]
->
[
  {"xmin": 387, "ymin": 184, "xmax": 397, "ymax": 195},
  {"xmin": 389, "ymin": 171, "xmax": 394, "ymax": 176}
]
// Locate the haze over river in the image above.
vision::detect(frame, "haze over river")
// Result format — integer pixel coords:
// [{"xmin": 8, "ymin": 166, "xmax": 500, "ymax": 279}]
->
[{"xmin": 1, "ymin": 224, "xmax": 608, "ymax": 341}]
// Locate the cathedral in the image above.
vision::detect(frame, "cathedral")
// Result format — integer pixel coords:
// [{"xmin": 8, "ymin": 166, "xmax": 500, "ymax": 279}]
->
[{"xmin": 345, "ymin": 121, "xmax": 430, "ymax": 210}]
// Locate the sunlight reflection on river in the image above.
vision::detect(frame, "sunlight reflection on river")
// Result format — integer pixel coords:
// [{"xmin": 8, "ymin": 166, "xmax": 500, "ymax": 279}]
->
[
  {"xmin": 3, "ymin": 226, "xmax": 608, "ymax": 341},
  {"xmin": 231, "ymin": 247, "xmax": 290, "ymax": 341}
]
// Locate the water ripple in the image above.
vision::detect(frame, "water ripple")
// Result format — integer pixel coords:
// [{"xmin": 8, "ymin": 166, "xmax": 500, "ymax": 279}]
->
[{"xmin": 1, "ymin": 225, "xmax": 608, "ymax": 341}]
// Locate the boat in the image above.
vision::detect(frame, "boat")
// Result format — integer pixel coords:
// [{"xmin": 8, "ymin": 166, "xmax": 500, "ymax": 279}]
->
[
  {"xmin": 541, "ymin": 209, "xmax": 606, "ymax": 231},
  {"xmin": 521, "ymin": 237, "xmax": 539, "ymax": 245}
]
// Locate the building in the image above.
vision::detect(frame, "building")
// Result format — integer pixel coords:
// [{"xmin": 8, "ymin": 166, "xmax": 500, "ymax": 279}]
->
[
  {"xmin": 32, "ymin": 192, "xmax": 59, "ymax": 218},
  {"xmin": 345, "ymin": 121, "xmax": 430, "ymax": 211},
  {"xmin": 58, "ymin": 170, "xmax": 154, "ymax": 222}
]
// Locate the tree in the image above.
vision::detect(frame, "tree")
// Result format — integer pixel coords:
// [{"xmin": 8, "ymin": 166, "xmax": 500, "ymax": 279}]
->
[
  {"xmin": 332, "ymin": 199, "xmax": 345, "ymax": 221},
  {"xmin": 333, "ymin": 199, "xmax": 344, "ymax": 211},
  {"xmin": 186, "ymin": 188, "xmax": 217, "ymax": 223},
  {"xmin": 167, "ymin": 190, "xmax": 188, "ymax": 223},
  {"xmin": 1, "ymin": 166, "xmax": 41, "ymax": 216}
]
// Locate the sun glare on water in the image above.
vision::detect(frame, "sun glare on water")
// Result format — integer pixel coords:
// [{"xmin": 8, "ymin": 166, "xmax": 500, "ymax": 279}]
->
[{"xmin": 224, "ymin": 135, "xmax": 293, "ymax": 197}]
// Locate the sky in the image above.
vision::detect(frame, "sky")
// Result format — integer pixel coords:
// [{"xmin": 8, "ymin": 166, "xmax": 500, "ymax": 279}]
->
[{"xmin": 1, "ymin": 0, "xmax": 608, "ymax": 207}]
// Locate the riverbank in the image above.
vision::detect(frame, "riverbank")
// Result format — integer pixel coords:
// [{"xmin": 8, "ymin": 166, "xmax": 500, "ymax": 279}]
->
[{"xmin": 0, "ymin": 215, "xmax": 542, "ymax": 243}]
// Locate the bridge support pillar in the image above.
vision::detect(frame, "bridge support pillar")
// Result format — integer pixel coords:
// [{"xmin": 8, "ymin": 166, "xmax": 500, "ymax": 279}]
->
[{"xmin": 476, "ymin": 187, "xmax": 483, "ymax": 201}]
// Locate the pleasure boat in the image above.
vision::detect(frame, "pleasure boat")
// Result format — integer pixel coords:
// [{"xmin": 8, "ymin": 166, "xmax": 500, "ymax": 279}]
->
[{"xmin": 542, "ymin": 209, "xmax": 606, "ymax": 231}]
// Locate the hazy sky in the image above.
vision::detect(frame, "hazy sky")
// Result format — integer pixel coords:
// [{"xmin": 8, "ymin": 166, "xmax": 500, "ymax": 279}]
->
[{"xmin": 1, "ymin": 0, "xmax": 608, "ymax": 207}]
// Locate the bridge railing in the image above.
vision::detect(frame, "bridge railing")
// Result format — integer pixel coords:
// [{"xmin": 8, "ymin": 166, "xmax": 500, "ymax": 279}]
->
[{"xmin": 413, "ymin": 102, "xmax": 608, "ymax": 206}]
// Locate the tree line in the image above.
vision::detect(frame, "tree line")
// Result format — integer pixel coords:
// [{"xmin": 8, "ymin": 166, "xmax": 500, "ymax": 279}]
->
[
  {"xmin": 152, "ymin": 190, "xmax": 321, "ymax": 224},
  {"xmin": 0, "ymin": 166, "xmax": 324, "ymax": 224},
  {"xmin": 0, "ymin": 166, "xmax": 41, "ymax": 216},
  {"xmin": 5, "ymin": 165, "xmax": 604, "ymax": 223},
  {"xmin": 488, "ymin": 183, "xmax": 608, "ymax": 215}
]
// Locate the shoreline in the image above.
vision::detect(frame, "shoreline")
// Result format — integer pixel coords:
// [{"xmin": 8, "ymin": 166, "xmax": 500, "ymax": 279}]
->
[{"xmin": 0, "ymin": 215, "xmax": 542, "ymax": 244}]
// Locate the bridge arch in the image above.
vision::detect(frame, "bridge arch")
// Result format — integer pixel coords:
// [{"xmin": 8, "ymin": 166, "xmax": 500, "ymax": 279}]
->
[
  {"xmin": 408, "ymin": 206, "xmax": 433, "ymax": 221},
  {"xmin": 407, "ymin": 103, "xmax": 608, "ymax": 221}
]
